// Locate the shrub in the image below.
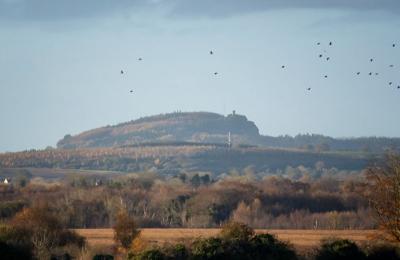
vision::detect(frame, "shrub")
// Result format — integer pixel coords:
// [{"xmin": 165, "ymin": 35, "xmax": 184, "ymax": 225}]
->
[
  {"xmin": 367, "ymin": 246, "xmax": 400, "ymax": 260},
  {"xmin": 1, "ymin": 207, "xmax": 86, "ymax": 260},
  {"xmin": 50, "ymin": 253, "xmax": 72, "ymax": 260},
  {"xmin": 315, "ymin": 239, "xmax": 366, "ymax": 260},
  {"xmin": 191, "ymin": 237, "xmax": 227, "ymax": 260},
  {"xmin": 250, "ymin": 234, "xmax": 298, "ymax": 260},
  {"xmin": 164, "ymin": 244, "xmax": 188, "ymax": 260},
  {"xmin": 220, "ymin": 222, "xmax": 254, "ymax": 241},
  {"xmin": 93, "ymin": 255, "xmax": 114, "ymax": 260},
  {"xmin": 131, "ymin": 248, "xmax": 165, "ymax": 260},
  {"xmin": 223, "ymin": 239, "xmax": 252, "ymax": 260},
  {"xmin": 0, "ymin": 241, "xmax": 32, "ymax": 260}
]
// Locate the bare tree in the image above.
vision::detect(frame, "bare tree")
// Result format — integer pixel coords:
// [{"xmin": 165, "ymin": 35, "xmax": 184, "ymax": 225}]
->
[{"xmin": 367, "ymin": 153, "xmax": 400, "ymax": 243}]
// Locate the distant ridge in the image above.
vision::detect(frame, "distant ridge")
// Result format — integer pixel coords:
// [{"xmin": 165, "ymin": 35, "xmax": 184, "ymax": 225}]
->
[
  {"xmin": 57, "ymin": 111, "xmax": 400, "ymax": 153},
  {"xmin": 57, "ymin": 111, "xmax": 260, "ymax": 149}
]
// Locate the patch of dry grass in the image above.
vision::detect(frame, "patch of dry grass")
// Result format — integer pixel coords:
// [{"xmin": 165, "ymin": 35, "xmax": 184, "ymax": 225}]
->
[{"xmin": 75, "ymin": 228, "xmax": 377, "ymax": 250}]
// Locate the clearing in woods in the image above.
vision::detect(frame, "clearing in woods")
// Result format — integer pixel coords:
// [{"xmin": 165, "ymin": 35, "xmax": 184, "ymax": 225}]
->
[{"xmin": 75, "ymin": 228, "xmax": 377, "ymax": 251}]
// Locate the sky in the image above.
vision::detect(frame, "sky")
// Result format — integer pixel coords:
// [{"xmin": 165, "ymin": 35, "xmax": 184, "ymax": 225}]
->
[{"xmin": 1, "ymin": 0, "xmax": 400, "ymax": 152}]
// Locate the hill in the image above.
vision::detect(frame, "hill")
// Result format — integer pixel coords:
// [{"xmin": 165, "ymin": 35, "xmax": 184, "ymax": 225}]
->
[
  {"xmin": 57, "ymin": 112, "xmax": 259, "ymax": 149},
  {"xmin": 57, "ymin": 111, "xmax": 400, "ymax": 153}
]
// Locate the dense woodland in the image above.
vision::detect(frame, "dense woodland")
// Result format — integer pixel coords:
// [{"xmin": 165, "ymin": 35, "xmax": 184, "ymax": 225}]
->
[{"xmin": 0, "ymin": 164, "xmax": 374, "ymax": 230}]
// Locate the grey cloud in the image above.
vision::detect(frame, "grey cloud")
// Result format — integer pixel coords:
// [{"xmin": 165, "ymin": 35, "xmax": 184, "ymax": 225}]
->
[
  {"xmin": 0, "ymin": 0, "xmax": 399, "ymax": 22},
  {"xmin": 169, "ymin": 0, "xmax": 400, "ymax": 18},
  {"xmin": 0, "ymin": 0, "xmax": 153, "ymax": 21}
]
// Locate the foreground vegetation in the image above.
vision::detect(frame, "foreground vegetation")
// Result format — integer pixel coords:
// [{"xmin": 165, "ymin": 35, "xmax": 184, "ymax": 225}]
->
[{"xmin": 0, "ymin": 150, "xmax": 400, "ymax": 258}]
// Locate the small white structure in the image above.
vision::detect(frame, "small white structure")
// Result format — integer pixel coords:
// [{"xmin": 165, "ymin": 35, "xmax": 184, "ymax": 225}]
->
[
  {"xmin": 3, "ymin": 178, "xmax": 11, "ymax": 184},
  {"xmin": 227, "ymin": 131, "xmax": 232, "ymax": 148}
]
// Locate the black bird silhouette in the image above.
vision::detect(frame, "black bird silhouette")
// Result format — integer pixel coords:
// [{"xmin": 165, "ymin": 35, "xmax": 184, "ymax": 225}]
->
[
  {"xmin": 357, "ymin": 72, "xmax": 361, "ymax": 75},
  {"xmin": 398, "ymin": 86, "xmax": 400, "ymax": 89},
  {"xmin": 329, "ymin": 41, "xmax": 332, "ymax": 46},
  {"xmin": 369, "ymin": 72, "xmax": 372, "ymax": 76},
  {"xmin": 210, "ymin": 50, "xmax": 214, "ymax": 55},
  {"xmin": 324, "ymin": 75, "xmax": 328, "ymax": 78},
  {"xmin": 138, "ymin": 58, "xmax": 142, "ymax": 61},
  {"xmin": 389, "ymin": 65, "xmax": 394, "ymax": 68},
  {"xmin": 307, "ymin": 88, "xmax": 312, "ymax": 91},
  {"xmin": 120, "ymin": 70, "xmax": 124, "ymax": 74},
  {"xmin": 375, "ymin": 73, "xmax": 379, "ymax": 76},
  {"xmin": 281, "ymin": 65, "xmax": 285, "ymax": 69},
  {"xmin": 214, "ymin": 72, "xmax": 218, "ymax": 75},
  {"xmin": 389, "ymin": 82, "xmax": 393, "ymax": 85},
  {"xmin": 370, "ymin": 58, "xmax": 374, "ymax": 62},
  {"xmin": 326, "ymin": 57, "xmax": 330, "ymax": 61},
  {"xmin": 130, "ymin": 90, "xmax": 133, "ymax": 93},
  {"xmin": 319, "ymin": 54, "xmax": 323, "ymax": 58},
  {"xmin": 393, "ymin": 44, "xmax": 396, "ymax": 47},
  {"xmin": 317, "ymin": 42, "xmax": 321, "ymax": 45}
]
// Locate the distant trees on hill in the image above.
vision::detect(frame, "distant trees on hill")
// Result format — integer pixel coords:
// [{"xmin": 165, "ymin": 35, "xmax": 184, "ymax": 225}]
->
[{"xmin": 54, "ymin": 112, "xmax": 400, "ymax": 152}]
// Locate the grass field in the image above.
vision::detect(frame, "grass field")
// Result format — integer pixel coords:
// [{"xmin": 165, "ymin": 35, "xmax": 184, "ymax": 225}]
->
[{"xmin": 75, "ymin": 228, "xmax": 378, "ymax": 251}]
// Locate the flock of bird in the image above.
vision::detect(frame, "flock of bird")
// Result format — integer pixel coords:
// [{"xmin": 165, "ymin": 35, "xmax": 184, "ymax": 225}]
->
[
  {"xmin": 282, "ymin": 41, "xmax": 399, "ymax": 92},
  {"xmin": 120, "ymin": 41, "xmax": 399, "ymax": 94}
]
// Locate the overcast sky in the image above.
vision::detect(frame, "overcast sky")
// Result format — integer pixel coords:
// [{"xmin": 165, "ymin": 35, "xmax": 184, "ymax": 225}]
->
[{"xmin": 1, "ymin": 0, "xmax": 400, "ymax": 152}]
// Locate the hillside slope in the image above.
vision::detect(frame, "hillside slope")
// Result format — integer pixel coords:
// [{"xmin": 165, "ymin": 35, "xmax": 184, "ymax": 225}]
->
[
  {"xmin": 57, "ymin": 111, "xmax": 400, "ymax": 153},
  {"xmin": 57, "ymin": 112, "xmax": 260, "ymax": 149}
]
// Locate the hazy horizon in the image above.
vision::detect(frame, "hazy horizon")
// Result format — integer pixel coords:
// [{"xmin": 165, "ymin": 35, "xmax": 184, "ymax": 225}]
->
[{"xmin": 1, "ymin": 0, "xmax": 400, "ymax": 152}]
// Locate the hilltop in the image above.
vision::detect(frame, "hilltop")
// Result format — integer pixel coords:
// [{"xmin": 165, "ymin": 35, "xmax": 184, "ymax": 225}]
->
[{"xmin": 57, "ymin": 111, "xmax": 260, "ymax": 149}]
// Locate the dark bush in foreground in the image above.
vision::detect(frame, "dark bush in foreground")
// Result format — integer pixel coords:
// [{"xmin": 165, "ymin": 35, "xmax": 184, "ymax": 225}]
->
[
  {"xmin": 93, "ymin": 255, "xmax": 114, "ymax": 260},
  {"xmin": 250, "ymin": 234, "xmax": 298, "ymax": 260},
  {"xmin": 191, "ymin": 222, "xmax": 298, "ymax": 260},
  {"xmin": 0, "ymin": 241, "xmax": 32, "ymax": 260},
  {"xmin": 50, "ymin": 253, "xmax": 72, "ymax": 260},
  {"xmin": 164, "ymin": 243, "xmax": 188, "ymax": 260},
  {"xmin": 316, "ymin": 239, "xmax": 366, "ymax": 260},
  {"xmin": 367, "ymin": 246, "xmax": 400, "ymax": 260},
  {"xmin": 191, "ymin": 237, "xmax": 227, "ymax": 260},
  {"xmin": 130, "ymin": 248, "xmax": 165, "ymax": 260}
]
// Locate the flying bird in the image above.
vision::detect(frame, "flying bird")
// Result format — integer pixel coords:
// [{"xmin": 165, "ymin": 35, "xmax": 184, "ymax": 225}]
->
[
  {"xmin": 138, "ymin": 58, "xmax": 142, "ymax": 61},
  {"xmin": 393, "ymin": 43, "xmax": 396, "ymax": 47},
  {"xmin": 317, "ymin": 42, "xmax": 321, "ymax": 45},
  {"xmin": 281, "ymin": 65, "xmax": 285, "ymax": 69},
  {"xmin": 375, "ymin": 73, "xmax": 379, "ymax": 76},
  {"xmin": 329, "ymin": 41, "xmax": 332, "ymax": 46},
  {"xmin": 369, "ymin": 72, "xmax": 372, "ymax": 76},
  {"xmin": 120, "ymin": 70, "xmax": 124, "ymax": 74},
  {"xmin": 324, "ymin": 75, "xmax": 328, "ymax": 78},
  {"xmin": 210, "ymin": 50, "xmax": 214, "ymax": 55},
  {"xmin": 357, "ymin": 72, "xmax": 361, "ymax": 75},
  {"xmin": 130, "ymin": 90, "xmax": 134, "ymax": 93},
  {"xmin": 319, "ymin": 54, "xmax": 323, "ymax": 58},
  {"xmin": 307, "ymin": 87, "xmax": 312, "ymax": 91},
  {"xmin": 389, "ymin": 65, "xmax": 394, "ymax": 68},
  {"xmin": 370, "ymin": 58, "xmax": 374, "ymax": 62},
  {"xmin": 398, "ymin": 86, "xmax": 400, "ymax": 89},
  {"xmin": 214, "ymin": 72, "xmax": 218, "ymax": 75},
  {"xmin": 326, "ymin": 57, "xmax": 330, "ymax": 61},
  {"xmin": 389, "ymin": 82, "xmax": 393, "ymax": 86}
]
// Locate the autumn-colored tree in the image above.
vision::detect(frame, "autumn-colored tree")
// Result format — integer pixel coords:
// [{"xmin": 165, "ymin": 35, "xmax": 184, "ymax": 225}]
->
[
  {"xmin": 114, "ymin": 210, "xmax": 140, "ymax": 250},
  {"xmin": 367, "ymin": 153, "xmax": 400, "ymax": 243},
  {"xmin": 220, "ymin": 221, "xmax": 254, "ymax": 241},
  {"xmin": 9, "ymin": 206, "xmax": 85, "ymax": 259}
]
